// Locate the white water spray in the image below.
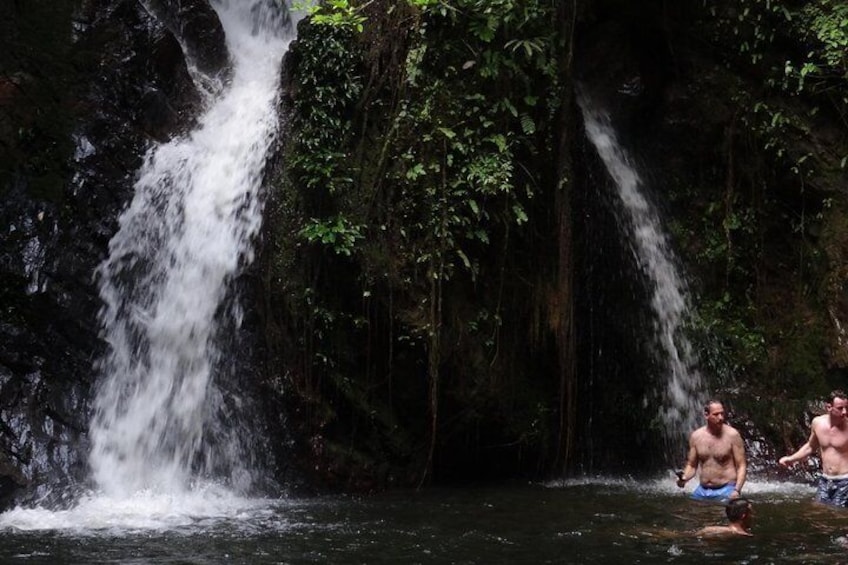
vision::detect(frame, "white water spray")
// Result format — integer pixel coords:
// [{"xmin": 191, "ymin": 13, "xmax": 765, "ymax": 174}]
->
[
  {"xmin": 579, "ymin": 97, "xmax": 706, "ymax": 441},
  {"xmin": 88, "ymin": 0, "xmax": 291, "ymax": 498}
]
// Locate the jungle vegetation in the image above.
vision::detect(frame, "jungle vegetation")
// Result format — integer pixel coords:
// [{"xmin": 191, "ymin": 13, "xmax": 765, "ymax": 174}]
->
[{"xmin": 262, "ymin": 0, "xmax": 847, "ymax": 488}]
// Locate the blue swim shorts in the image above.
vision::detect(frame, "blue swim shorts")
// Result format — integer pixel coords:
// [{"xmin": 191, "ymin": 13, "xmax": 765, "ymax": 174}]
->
[
  {"xmin": 692, "ymin": 482, "xmax": 736, "ymax": 502},
  {"xmin": 816, "ymin": 475, "xmax": 848, "ymax": 507}
]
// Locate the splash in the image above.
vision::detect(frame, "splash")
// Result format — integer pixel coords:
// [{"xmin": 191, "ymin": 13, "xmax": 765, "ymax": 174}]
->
[
  {"xmin": 544, "ymin": 474, "xmax": 814, "ymax": 500},
  {"xmin": 0, "ymin": 488, "xmax": 275, "ymax": 532}
]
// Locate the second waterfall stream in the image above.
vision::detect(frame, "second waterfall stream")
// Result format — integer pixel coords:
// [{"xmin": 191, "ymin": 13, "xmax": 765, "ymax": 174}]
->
[{"xmin": 578, "ymin": 94, "xmax": 706, "ymax": 447}]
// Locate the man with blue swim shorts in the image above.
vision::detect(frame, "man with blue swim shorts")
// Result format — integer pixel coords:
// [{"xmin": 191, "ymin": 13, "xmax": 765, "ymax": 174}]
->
[
  {"xmin": 691, "ymin": 482, "xmax": 738, "ymax": 501},
  {"xmin": 780, "ymin": 390, "xmax": 848, "ymax": 507},
  {"xmin": 675, "ymin": 400, "xmax": 747, "ymax": 502}
]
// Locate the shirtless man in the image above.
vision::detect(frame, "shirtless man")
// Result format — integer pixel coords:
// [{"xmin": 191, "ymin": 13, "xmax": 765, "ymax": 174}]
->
[
  {"xmin": 675, "ymin": 400, "xmax": 747, "ymax": 501},
  {"xmin": 695, "ymin": 498, "xmax": 753, "ymax": 537},
  {"xmin": 779, "ymin": 390, "xmax": 848, "ymax": 507}
]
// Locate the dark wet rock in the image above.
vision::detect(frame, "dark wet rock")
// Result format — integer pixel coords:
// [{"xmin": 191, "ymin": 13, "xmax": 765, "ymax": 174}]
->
[
  {"xmin": 140, "ymin": 87, "xmax": 180, "ymax": 141},
  {"xmin": 140, "ymin": 0, "xmax": 231, "ymax": 80},
  {"xmin": 0, "ymin": 451, "xmax": 29, "ymax": 510},
  {"xmin": 0, "ymin": 0, "xmax": 210, "ymax": 508},
  {"xmin": 574, "ymin": 10, "xmax": 673, "ymax": 144}
]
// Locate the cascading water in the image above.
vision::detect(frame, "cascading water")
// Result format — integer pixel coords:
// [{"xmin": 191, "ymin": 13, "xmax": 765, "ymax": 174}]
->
[
  {"xmin": 88, "ymin": 0, "xmax": 291, "ymax": 498},
  {"xmin": 578, "ymin": 95, "xmax": 707, "ymax": 450},
  {"xmin": 0, "ymin": 1, "xmax": 293, "ymax": 530}
]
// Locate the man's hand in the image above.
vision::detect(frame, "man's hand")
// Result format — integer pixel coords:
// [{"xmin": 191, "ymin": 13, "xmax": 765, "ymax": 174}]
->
[{"xmin": 778, "ymin": 456, "xmax": 792, "ymax": 467}]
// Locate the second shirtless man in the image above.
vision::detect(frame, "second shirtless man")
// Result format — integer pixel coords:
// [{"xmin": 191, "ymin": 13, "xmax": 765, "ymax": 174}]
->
[
  {"xmin": 779, "ymin": 389, "xmax": 848, "ymax": 507},
  {"xmin": 676, "ymin": 400, "xmax": 747, "ymax": 501}
]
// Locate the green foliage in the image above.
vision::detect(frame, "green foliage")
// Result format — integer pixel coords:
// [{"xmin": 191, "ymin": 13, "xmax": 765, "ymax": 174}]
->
[
  {"xmin": 288, "ymin": 20, "xmax": 362, "ymax": 198},
  {"xmin": 295, "ymin": 0, "xmax": 366, "ymax": 32},
  {"xmin": 288, "ymin": 0, "xmax": 561, "ymax": 325},
  {"xmin": 407, "ymin": 0, "xmax": 440, "ymax": 8},
  {"xmin": 378, "ymin": 0, "xmax": 556, "ymax": 286},
  {"xmin": 796, "ymin": 1, "xmax": 848, "ymax": 79},
  {"xmin": 700, "ymin": 0, "xmax": 847, "ymax": 133},
  {"xmin": 696, "ymin": 0, "xmax": 848, "ymax": 219},
  {"xmin": 275, "ymin": 0, "xmax": 568, "ymax": 483},
  {"xmin": 300, "ymin": 215, "xmax": 365, "ymax": 256},
  {"xmin": 695, "ymin": 294, "xmax": 767, "ymax": 374},
  {"xmin": 674, "ymin": 3, "xmax": 848, "ymax": 424},
  {"xmin": 692, "ymin": 0, "xmax": 846, "ymax": 300}
]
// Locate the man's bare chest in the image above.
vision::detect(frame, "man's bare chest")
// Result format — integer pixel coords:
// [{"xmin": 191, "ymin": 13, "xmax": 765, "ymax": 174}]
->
[
  {"xmin": 698, "ymin": 436, "xmax": 733, "ymax": 463},
  {"xmin": 819, "ymin": 426, "xmax": 848, "ymax": 451}
]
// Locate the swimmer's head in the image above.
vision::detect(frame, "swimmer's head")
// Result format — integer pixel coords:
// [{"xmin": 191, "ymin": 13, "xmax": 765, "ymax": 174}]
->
[{"xmin": 726, "ymin": 498, "xmax": 752, "ymax": 522}]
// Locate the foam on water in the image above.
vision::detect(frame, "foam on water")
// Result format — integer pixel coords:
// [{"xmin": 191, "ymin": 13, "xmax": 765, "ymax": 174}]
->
[
  {"xmin": 0, "ymin": 487, "xmax": 277, "ymax": 532},
  {"xmin": 544, "ymin": 474, "xmax": 816, "ymax": 501}
]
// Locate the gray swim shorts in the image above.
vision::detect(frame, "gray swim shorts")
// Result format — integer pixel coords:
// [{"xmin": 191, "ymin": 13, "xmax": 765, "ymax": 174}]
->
[{"xmin": 816, "ymin": 475, "xmax": 848, "ymax": 507}]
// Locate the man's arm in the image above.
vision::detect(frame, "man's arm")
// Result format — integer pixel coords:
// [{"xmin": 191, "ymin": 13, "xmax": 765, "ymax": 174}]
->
[
  {"xmin": 779, "ymin": 426, "xmax": 819, "ymax": 466},
  {"xmin": 677, "ymin": 436, "xmax": 699, "ymax": 487},
  {"xmin": 731, "ymin": 430, "xmax": 747, "ymax": 495}
]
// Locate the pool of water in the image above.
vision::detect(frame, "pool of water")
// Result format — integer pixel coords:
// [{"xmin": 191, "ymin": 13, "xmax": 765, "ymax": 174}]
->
[{"xmin": 1, "ymin": 476, "xmax": 844, "ymax": 563}]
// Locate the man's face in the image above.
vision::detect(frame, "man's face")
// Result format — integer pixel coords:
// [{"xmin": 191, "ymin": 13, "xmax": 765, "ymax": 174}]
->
[
  {"xmin": 827, "ymin": 397, "xmax": 848, "ymax": 420},
  {"xmin": 705, "ymin": 403, "xmax": 725, "ymax": 428}
]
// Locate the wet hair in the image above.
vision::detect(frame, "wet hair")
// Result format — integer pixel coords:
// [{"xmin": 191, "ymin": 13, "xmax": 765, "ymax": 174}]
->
[
  {"xmin": 704, "ymin": 400, "xmax": 723, "ymax": 414},
  {"xmin": 725, "ymin": 498, "xmax": 751, "ymax": 522},
  {"xmin": 829, "ymin": 390, "xmax": 847, "ymax": 404}
]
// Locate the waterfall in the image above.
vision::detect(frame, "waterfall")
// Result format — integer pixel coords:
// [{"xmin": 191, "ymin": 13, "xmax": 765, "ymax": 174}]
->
[
  {"xmin": 88, "ymin": 0, "xmax": 291, "ymax": 498},
  {"xmin": 578, "ymin": 96, "xmax": 706, "ymax": 449}
]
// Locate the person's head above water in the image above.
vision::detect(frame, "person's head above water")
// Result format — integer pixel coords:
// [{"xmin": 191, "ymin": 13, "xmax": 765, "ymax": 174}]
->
[
  {"xmin": 694, "ymin": 497, "xmax": 753, "ymax": 537},
  {"xmin": 725, "ymin": 497, "xmax": 752, "ymax": 523}
]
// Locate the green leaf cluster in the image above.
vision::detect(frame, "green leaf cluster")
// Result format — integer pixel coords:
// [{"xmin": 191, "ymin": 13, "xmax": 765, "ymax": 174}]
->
[
  {"xmin": 378, "ymin": 0, "xmax": 558, "ymax": 283},
  {"xmin": 299, "ymin": 215, "xmax": 365, "ymax": 256},
  {"xmin": 294, "ymin": 0, "xmax": 367, "ymax": 32},
  {"xmin": 698, "ymin": 0, "xmax": 847, "ymax": 168},
  {"xmin": 286, "ymin": 18, "xmax": 363, "ymax": 255}
]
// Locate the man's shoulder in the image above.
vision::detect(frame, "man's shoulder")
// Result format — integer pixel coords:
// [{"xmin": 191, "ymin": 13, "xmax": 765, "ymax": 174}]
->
[
  {"xmin": 724, "ymin": 423, "xmax": 743, "ymax": 437},
  {"xmin": 690, "ymin": 426, "xmax": 709, "ymax": 439},
  {"xmin": 812, "ymin": 414, "xmax": 831, "ymax": 428}
]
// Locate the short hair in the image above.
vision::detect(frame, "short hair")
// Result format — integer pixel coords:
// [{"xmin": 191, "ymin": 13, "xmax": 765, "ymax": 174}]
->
[
  {"xmin": 726, "ymin": 498, "xmax": 751, "ymax": 522},
  {"xmin": 704, "ymin": 400, "xmax": 723, "ymax": 414},
  {"xmin": 828, "ymin": 390, "xmax": 847, "ymax": 404}
]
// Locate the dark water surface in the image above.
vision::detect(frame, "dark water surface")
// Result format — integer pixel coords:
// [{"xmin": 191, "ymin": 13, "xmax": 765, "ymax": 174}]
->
[{"xmin": 1, "ymin": 478, "xmax": 845, "ymax": 563}]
